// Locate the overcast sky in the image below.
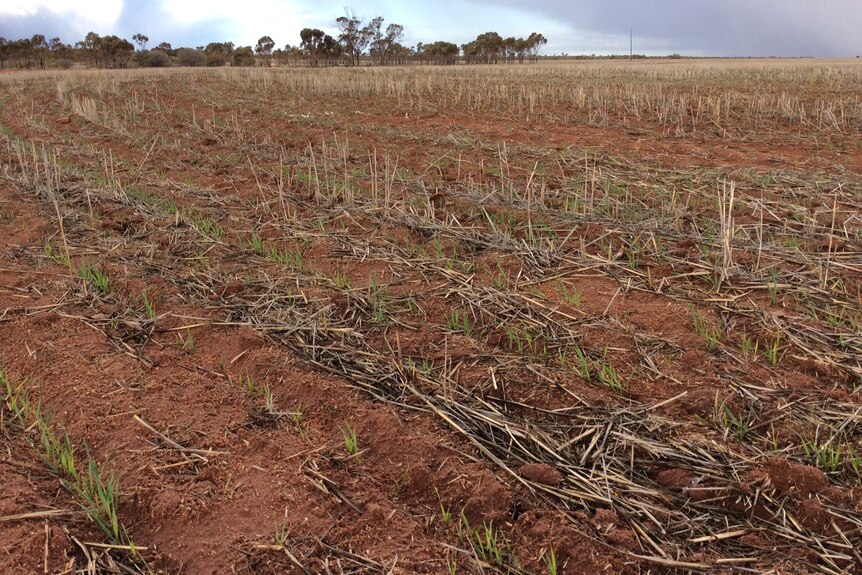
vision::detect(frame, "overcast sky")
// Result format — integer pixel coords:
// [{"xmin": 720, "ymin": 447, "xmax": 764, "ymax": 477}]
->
[{"xmin": 1, "ymin": 0, "xmax": 860, "ymax": 56}]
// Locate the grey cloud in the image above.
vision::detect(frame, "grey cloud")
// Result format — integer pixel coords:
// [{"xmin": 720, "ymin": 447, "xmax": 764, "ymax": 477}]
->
[
  {"xmin": 2, "ymin": 0, "xmax": 861, "ymax": 56},
  {"xmin": 0, "ymin": 10, "xmax": 88, "ymax": 43},
  {"xmin": 476, "ymin": 0, "xmax": 862, "ymax": 56}
]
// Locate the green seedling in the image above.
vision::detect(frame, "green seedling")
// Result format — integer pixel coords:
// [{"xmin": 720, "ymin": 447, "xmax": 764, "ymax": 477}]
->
[
  {"xmin": 286, "ymin": 403, "xmax": 310, "ymax": 440},
  {"xmin": 80, "ymin": 263, "xmax": 111, "ymax": 295},
  {"xmin": 741, "ymin": 335, "xmax": 758, "ymax": 360},
  {"xmin": 141, "ymin": 290, "xmax": 155, "ymax": 320},
  {"xmin": 801, "ymin": 436, "xmax": 843, "ymax": 474},
  {"xmin": 274, "ymin": 517, "xmax": 289, "ymax": 546},
  {"xmin": 44, "ymin": 241, "xmax": 70, "ymax": 266},
  {"xmin": 185, "ymin": 330, "xmax": 195, "ymax": 352},
  {"xmin": 492, "ymin": 264, "xmax": 508, "ymax": 291},
  {"xmin": 597, "ymin": 350, "xmax": 626, "ymax": 393},
  {"xmin": 447, "ymin": 309, "xmax": 472, "ymax": 336},
  {"xmin": 76, "ymin": 450, "xmax": 122, "ymax": 544},
  {"xmin": 263, "ymin": 385, "xmax": 275, "ymax": 413},
  {"xmin": 333, "ymin": 269, "xmax": 351, "ymax": 289},
  {"xmin": 341, "ymin": 423, "xmax": 358, "ymax": 455},
  {"xmin": 435, "ymin": 489, "xmax": 453, "ymax": 525},
  {"xmin": 573, "ymin": 346, "xmax": 591, "ymax": 381},
  {"xmin": 691, "ymin": 307, "xmax": 722, "ymax": 351},
  {"xmin": 544, "ymin": 547, "xmax": 558, "ymax": 575},
  {"xmin": 249, "ymin": 233, "xmax": 266, "ymax": 256},
  {"xmin": 242, "ymin": 372, "xmax": 256, "ymax": 393},
  {"xmin": 717, "ymin": 401, "xmax": 749, "ymax": 442},
  {"xmin": 194, "ymin": 216, "xmax": 223, "ymax": 240},
  {"xmin": 459, "ymin": 514, "xmax": 504, "ymax": 567},
  {"xmin": 558, "ymin": 282, "xmax": 583, "ymax": 307},
  {"xmin": 764, "ymin": 329, "xmax": 782, "ymax": 366}
]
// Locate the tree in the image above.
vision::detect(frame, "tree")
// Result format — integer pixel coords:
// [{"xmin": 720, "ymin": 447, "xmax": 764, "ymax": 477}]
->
[
  {"xmin": 416, "ymin": 41, "xmax": 459, "ymax": 65},
  {"xmin": 299, "ymin": 28, "xmax": 326, "ymax": 67},
  {"xmin": 336, "ymin": 10, "xmax": 370, "ymax": 66},
  {"xmin": 526, "ymin": 32, "xmax": 548, "ymax": 62},
  {"xmin": 204, "ymin": 42, "xmax": 234, "ymax": 66},
  {"xmin": 132, "ymin": 33, "xmax": 149, "ymax": 52},
  {"xmin": 99, "ymin": 35, "xmax": 134, "ymax": 68},
  {"xmin": 367, "ymin": 17, "xmax": 404, "ymax": 65},
  {"xmin": 80, "ymin": 32, "xmax": 103, "ymax": 66},
  {"xmin": 233, "ymin": 46, "xmax": 255, "ymax": 66},
  {"xmin": 0, "ymin": 37, "xmax": 8, "ymax": 69},
  {"xmin": 320, "ymin": 34, "xmax": 342, "ymax": 66},
  {"xmin": 156, "ymin": 41, "xmax": 174, "ymax": 55},
  {"xmin": 30, "ymin": 34, "xmax": 48, "ymax": 68},
  {"xmin": 255, "ymin": 35, "xmax": 275, "ymax": 65}
]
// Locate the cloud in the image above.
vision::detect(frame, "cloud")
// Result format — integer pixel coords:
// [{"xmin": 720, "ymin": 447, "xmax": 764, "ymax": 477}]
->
[
  {"xmin": 474, "ymin": 0, "xmax": 862, "ymax": 56},
  {"xmin": 1, "ymin": 0, "xmax": 860, "ymax": 56},
  {"xmin": 0, "ymin": 0, "xmax": 123, "ymax": 41}
]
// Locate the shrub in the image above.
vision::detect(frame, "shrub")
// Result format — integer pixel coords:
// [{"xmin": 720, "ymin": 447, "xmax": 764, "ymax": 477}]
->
[{"xmin": 139, "ymin": 49, "xmax": 171, "ymax": 68}]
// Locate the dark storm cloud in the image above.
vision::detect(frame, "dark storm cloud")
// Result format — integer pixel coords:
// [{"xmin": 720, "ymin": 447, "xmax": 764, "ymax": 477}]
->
[
  {"xmin": 0, "ymin": 9, "xmax": 84, "ymax": 42},
  {"xmin": 477, "ymin": 0, "xmax": 862, "ymax": 56},
  {"xmin": 112, "ymin": 3, "xmax": 232, "ymax": 48},
  {"xmin": 0, "ymin": 3, "xmax": 237, "ymax": 48},
  {"xmin": 2, "ymin": 0, "xmax": 861, "ymax": 56}
]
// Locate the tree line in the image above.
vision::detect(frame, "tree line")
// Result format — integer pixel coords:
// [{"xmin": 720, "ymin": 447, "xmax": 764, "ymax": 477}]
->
[{"xmin": 0, "ymin": 13, "xmax": 547, "ymax": 70}]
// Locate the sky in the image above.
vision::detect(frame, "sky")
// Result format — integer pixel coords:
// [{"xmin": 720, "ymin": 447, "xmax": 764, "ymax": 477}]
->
[{"xmin": 1, "ymin": 0, "xmax": 861, "ymax": 57}]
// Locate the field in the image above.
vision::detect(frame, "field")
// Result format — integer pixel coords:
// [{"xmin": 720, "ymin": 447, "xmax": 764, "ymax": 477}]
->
[{"xmin": 1, "ymin": 59, "xmax": 861, "ymax": 574}]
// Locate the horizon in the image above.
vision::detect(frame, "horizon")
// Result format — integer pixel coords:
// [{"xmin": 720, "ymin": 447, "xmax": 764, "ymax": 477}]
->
[{"xmin": 1, "ymin": 0, "xmax": 861, "ymax": 58}]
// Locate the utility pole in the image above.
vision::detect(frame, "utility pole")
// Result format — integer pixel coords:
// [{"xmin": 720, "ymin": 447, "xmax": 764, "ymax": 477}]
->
[{"xmin": 630, "ymin": 29, "xmax": 633, "ymax": 60}]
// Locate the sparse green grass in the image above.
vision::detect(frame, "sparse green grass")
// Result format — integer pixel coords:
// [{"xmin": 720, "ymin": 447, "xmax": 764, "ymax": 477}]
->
[
  {"xmin": 241, "ymin": 372, "xmax": 256, "ymax": 394},
  {"xmin": 178, "ymin": 329, "xmax": 195, "ymax": 353},
  {"xmin": 77, "ymin": 449, "xmax": 123, "ymax": 544},
  {"xmin": 763, "ymin": 329, "xmax": 782, "ymax": 366},
  {"xmin": 273, "ymin": 517, "xmax": 289, "ymax": 546},
  {"xmin": 341, "ymin": 423, "xmax": 359, "ymax": 455},
  {"xmin": 558, "ymin": 282, "xmax": 583, "ymax": 307},
  {"xmin": 459, "ymin": 514, "xmax": 505, "ymax": 568},
  {"xmin": 741, "ymin": 335, "xmax": 759, "ymax": 360},
  {"xmin": 436, "ymin": 489, "xmax": 453, "ymax": 526},
  {"xmin": 572, "ymin": 345, "xmax": 591, "ymax": 380},
  {"xmin": 292, "ymin": 404, "xmax": 310, "ymax": 440},
  {"xmin": 544, "ymin": 547, "xmax": 557, "ymax": 575},
  {"xmin": 141, "ymin": 289, "xmax": 155, "ymax": 320},
  {"xmin": 333, "ymin": 269, "xmax": 352, "ymax": 289},
  {"xmin": 80, "ymin": 262, "xmax": 111, "ymax": 295},
  {"xmin": 44, "ymin": 240, "xmax": 69, "ymax": 266},
  {"xmin": 801, "ymin": 436, "xmax": 844, "ymax": 474},
  {"xmin": 716, "ymin": 400, "xmax": 750, "ymax": 442},
  {"xmin": 597, "ymin": 349, "xmax": 626, "ymax": 393},
  {"xmin": 447, "ymin": 309, "xmax": 473, "ymax": 336},
  {"xmin": 1, "ymin": 366, "xmax": 128, "ymax": 547},
  {"xmin": 193, "ymin": 216, "xmax": 223, "ymax": 240},
  {"xmin": 691, "ymin": 307, "xmax": 722, "ymax": 351}
]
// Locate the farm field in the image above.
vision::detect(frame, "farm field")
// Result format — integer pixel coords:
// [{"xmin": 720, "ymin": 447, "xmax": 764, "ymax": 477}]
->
[{"xmin": 1, "ymin": 59, "xmax": 861, "ymax": 574}]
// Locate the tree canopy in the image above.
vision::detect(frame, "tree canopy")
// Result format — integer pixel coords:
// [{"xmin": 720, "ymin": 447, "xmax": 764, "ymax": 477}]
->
[{"xmin": 0, "ymin": 15, "xmax": 548, "ymax": 70}]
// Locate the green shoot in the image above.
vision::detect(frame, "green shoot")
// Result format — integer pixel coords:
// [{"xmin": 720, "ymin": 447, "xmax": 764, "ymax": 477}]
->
[
  {"xmin": 597, "ymin": 349, "xmax": 626, "ymax": 393},
  {"xmin": 801, "ymin": 436, "xmax": 843, "ymax": 474},
  {"xmin": 341, "ymin": 423, "xmax": 358, "ymax": 455},
  {"xmin": 44, "ymin": 240, "xmax": 70, "ymax": 266},
  {"xmin": 691, "ymin": 307, "xmax": 722, "ymax": 351},
  {"xmin": 544, "ymin": 547, "xmax": 557, "ymax": 575},
  {"xmin": 447, "ymin": 309, "xmax": 473, "ymax": 337},
  {"xmin": 764, "ymin": 329, "xmax": 781, "ymax": 366},
  {"xmin": 80, "ymin": 262, "xmax": 111, "ymax": 295},
  {"xmin": 141, "ymin": 290, "xmax": 155, "ymax": 320}
]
